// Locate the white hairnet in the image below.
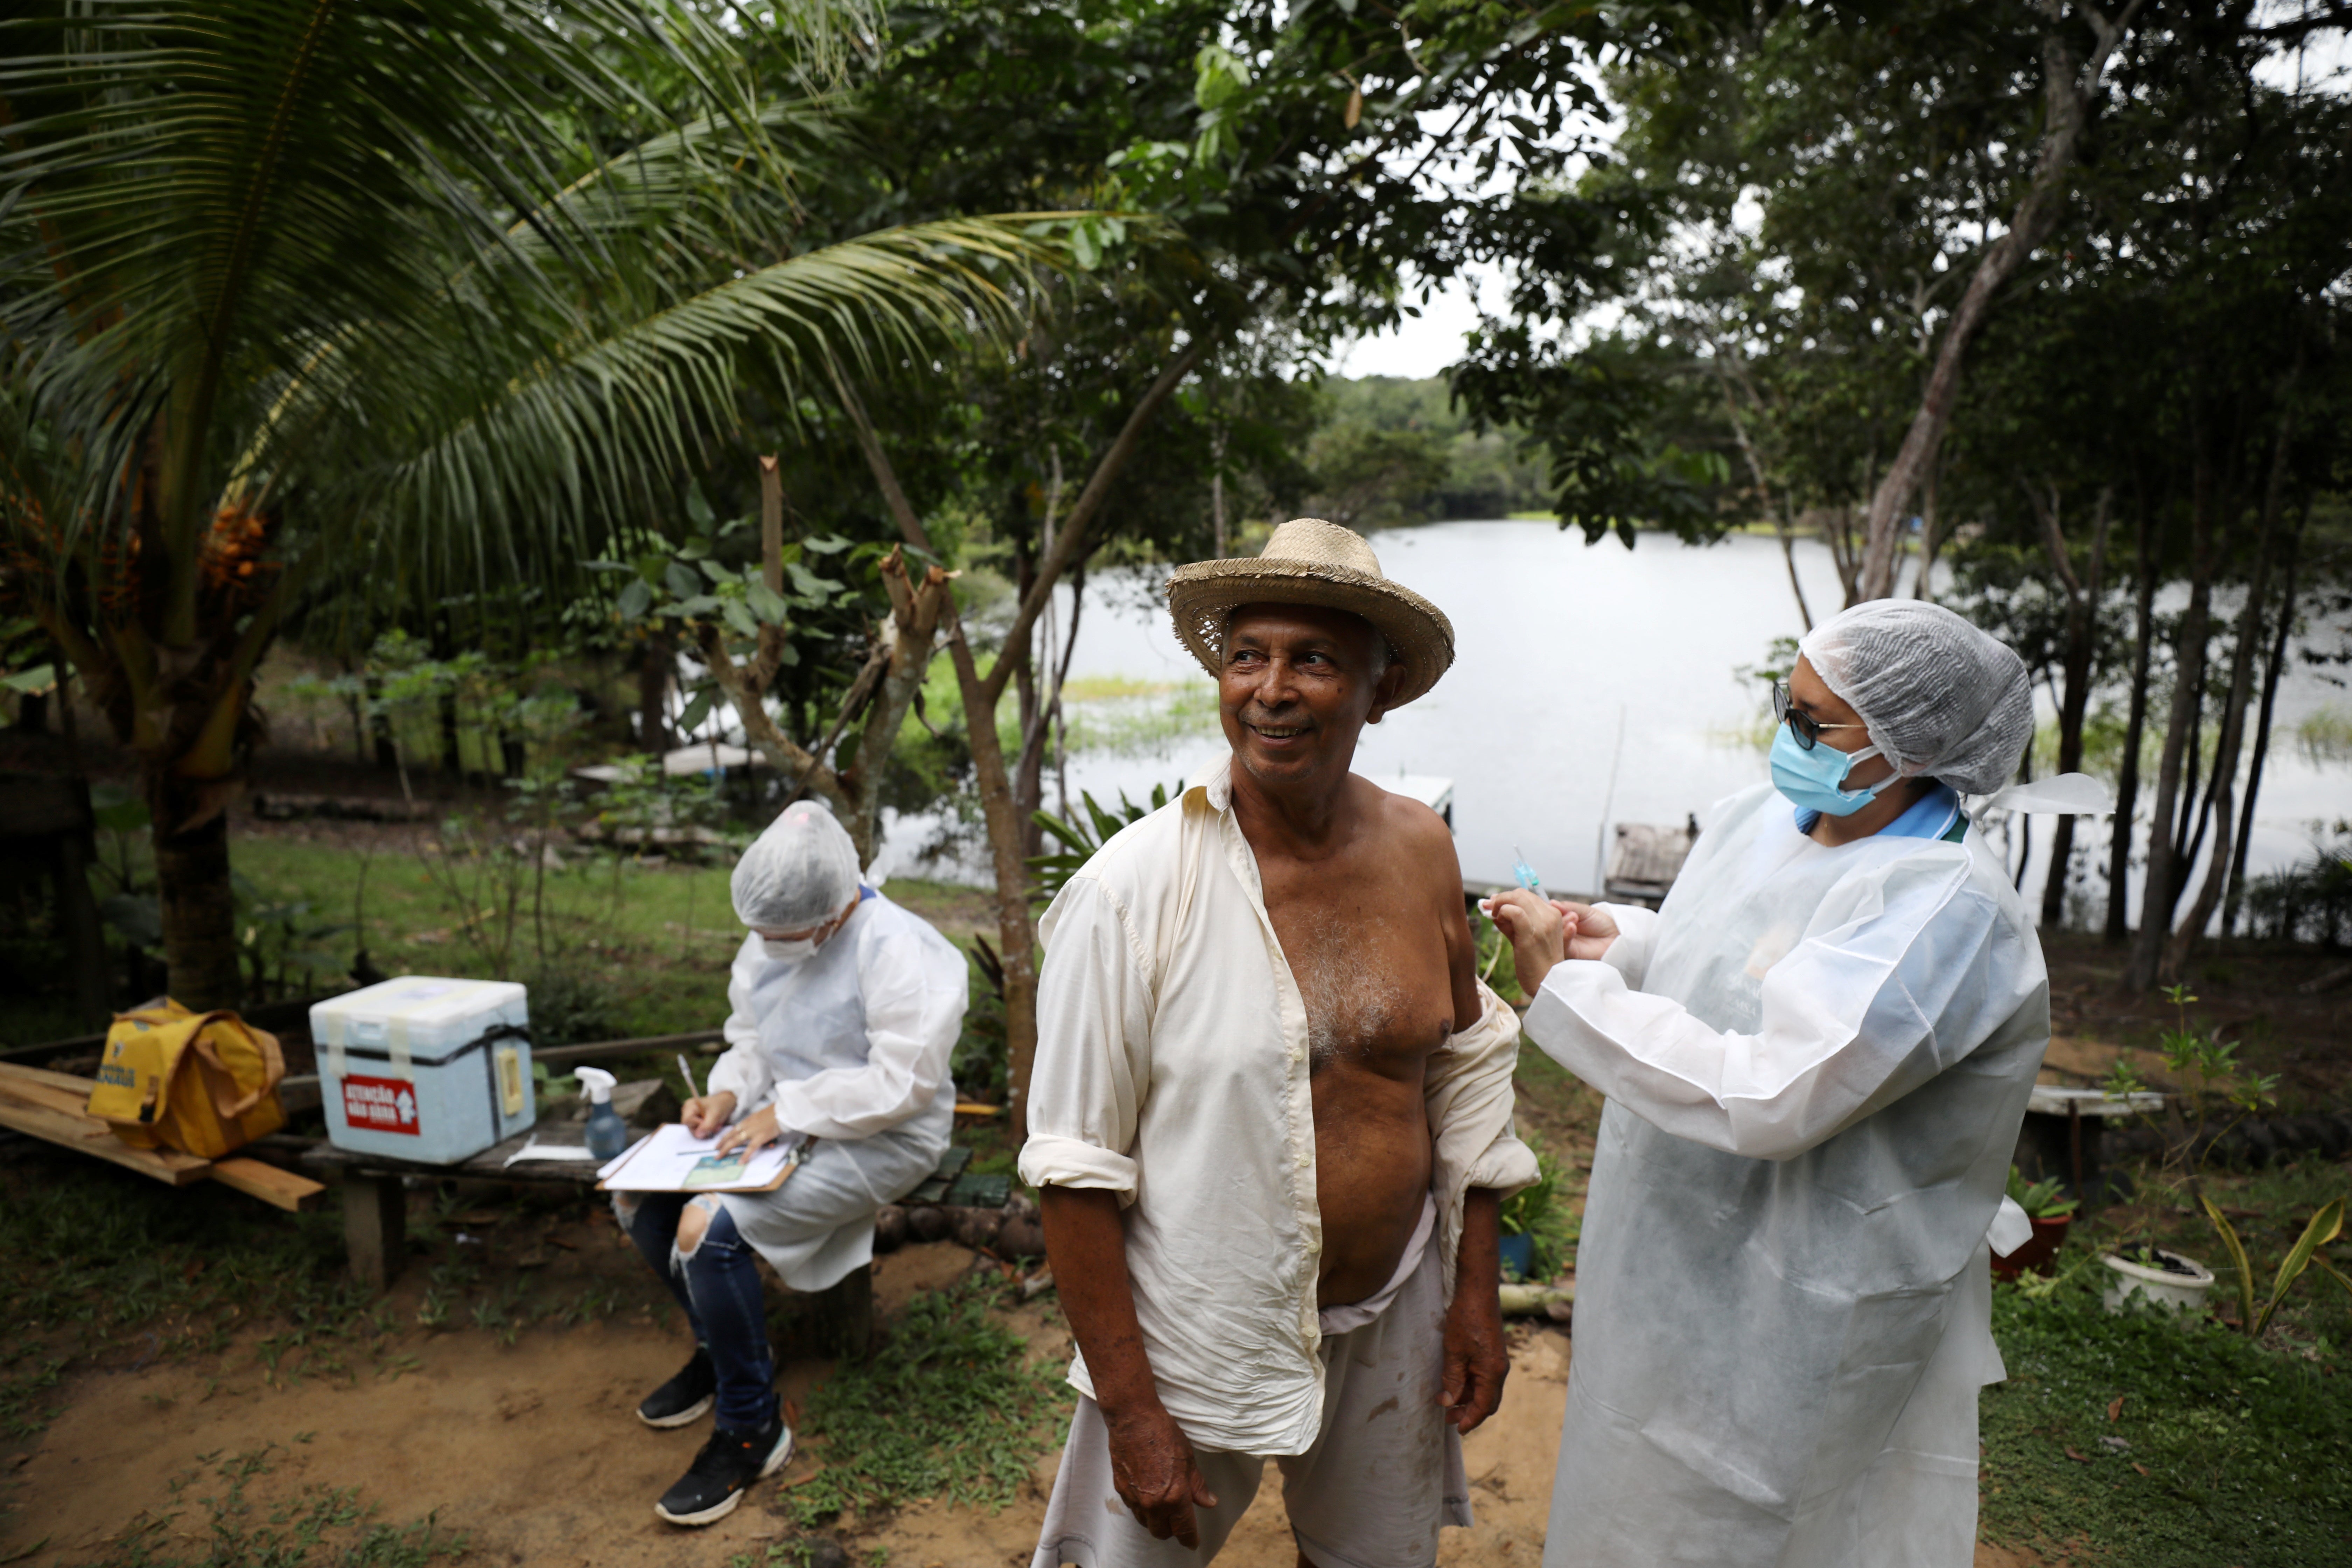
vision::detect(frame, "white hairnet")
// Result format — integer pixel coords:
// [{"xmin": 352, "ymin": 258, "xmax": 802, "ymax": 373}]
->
[
  {"xmin": 1799, "ymin": 601, "xmax": 2033, "ymax": 795},
  {"xmin": 731, "ymin": 800, "xmax": 860, "ymax": 930}
]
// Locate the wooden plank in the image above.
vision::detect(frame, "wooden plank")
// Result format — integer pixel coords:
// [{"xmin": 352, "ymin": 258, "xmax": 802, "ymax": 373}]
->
[
  {"xmin": 0, "ymin": 1096, "xmax": 212, "ymax": 1185},
  {"xmin": 0, "ymin": 1060, "xmax": 106, "ymax": 1098},
  {"xmin": 0, "ymin": 1076, "xmax": 96, "ymax": 1119},
  {"xmin": 210, "ymin": 1156, "xmax": 327, "ymax": 1213}
]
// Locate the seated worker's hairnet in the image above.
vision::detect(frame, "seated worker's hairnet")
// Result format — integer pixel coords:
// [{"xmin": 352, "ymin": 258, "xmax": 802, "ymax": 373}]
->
[
  {"xmin": 732, "ymin": 801, "xmax": 861, "ymax": 930},
  {"xmin": 1799, "ymin": 601, "xmax": 2033, "ymax": 794}
]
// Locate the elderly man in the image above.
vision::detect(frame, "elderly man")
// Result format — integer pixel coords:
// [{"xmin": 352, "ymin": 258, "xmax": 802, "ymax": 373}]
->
[
  {"xmin": 617, "ymin": 801, "xmax": 967, "ymax": 1527},
  {"xmin": 1488, "ymin": 600, "xmax": 2078, "ymax": 1567},
  {"xmin": 1022, "ymin": 519, "xmax": 1538, "ymax": 1568}
]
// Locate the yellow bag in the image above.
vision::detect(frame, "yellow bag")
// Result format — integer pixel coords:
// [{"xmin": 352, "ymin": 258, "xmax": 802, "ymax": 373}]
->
[{"xmin": 88, "ymin": 1001, "xmax": 286, "ymax": 1159}]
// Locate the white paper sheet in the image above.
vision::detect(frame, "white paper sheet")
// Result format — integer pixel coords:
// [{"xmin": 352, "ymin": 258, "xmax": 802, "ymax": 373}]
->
[{"xmin": 598, "ymin": 1122, "xmax": 807, "ymax": 1192}]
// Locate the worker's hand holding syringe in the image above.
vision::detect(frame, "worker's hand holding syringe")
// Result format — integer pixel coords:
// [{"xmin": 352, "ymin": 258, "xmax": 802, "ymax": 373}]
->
[{"xmin": 1481, "ymin": 888, "xmax": 1621, "ymax": 997}]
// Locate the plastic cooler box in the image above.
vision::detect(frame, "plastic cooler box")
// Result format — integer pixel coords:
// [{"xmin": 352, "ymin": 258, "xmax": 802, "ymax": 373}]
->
[{"xmin": 313, "ymin": 977, "xmax": 536, "ymax": 1162}]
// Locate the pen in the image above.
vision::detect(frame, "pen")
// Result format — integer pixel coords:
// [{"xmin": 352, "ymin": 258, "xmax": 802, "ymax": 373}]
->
[{"xmin": 677, "ymin": 1052, "xmax": 700, "ymax": 1101}]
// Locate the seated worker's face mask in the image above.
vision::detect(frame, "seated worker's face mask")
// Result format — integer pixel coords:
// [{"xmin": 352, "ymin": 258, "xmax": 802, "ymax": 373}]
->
[
  {"xmin": 1770, "ymin": 724, "xmax": 1895, "ymax": 817},
  {"xmin": 756, "ymin": 898, "xmax": 854, "ymax": 963}
]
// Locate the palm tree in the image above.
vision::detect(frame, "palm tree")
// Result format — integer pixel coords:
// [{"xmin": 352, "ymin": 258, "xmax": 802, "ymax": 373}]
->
[{"xmin": 1, "ymin": 0, "xmax": 1071, "ymax": 1007}]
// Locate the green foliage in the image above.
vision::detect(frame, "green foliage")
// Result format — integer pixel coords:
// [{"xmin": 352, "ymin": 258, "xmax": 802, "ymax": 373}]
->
[
  {"xmin": 2199, "ymin": 1194, "xmax": 2350, "ymax": 1342},
  {"xmin": 2007, "ymin": 1165, "xmax": 2081, "ymax": 1221},
  {"xmin": 785, "ymin": 1278, "xmax": 1073, "ymax": 1527},
  {"xmin": 2104, "ymin": 987, "xmax": 2280, "ymax": 1215},
  {"xmin": 1450, "ymin": 326, "xmax": 1735, "ymax": 547},
  {"xmin": 952, "ymin": 944, "xmax": 1010, "ymax": 1103},
  {"xmin": 2241, "ymin": 825, "xmax": 2352, "ymax": 948},
  {"xmin": 1303, "ymin": 422, "xmax": 1455, "ymax": 530},
  {"xmin": 1027, "ymin": 784, "xmax": 1179, "ymax": 906},
  {"xmin": 1980, "ymin": 1266, "xmax": 2352, "ymax": 1564},
  {"xmin": 519, "ymin": 967, "xmax": 623, "ymax": 1049},
  {"xmin": 1498, "ymin": 1151, "xmax": 1577, "ymax": 1284}
]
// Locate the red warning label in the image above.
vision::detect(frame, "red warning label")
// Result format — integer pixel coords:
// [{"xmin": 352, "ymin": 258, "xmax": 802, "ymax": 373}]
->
[{"xmin": 342, "ymin": 1074, "xmax": 420, "ymax": 1134}]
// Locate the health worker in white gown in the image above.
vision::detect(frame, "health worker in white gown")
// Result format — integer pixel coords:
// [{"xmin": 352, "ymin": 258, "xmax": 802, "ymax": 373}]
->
[
  {"xmin": 615, "ymin": 800, "xmax": 967, "ymax": 1530},
  {"xmin": 1488, "ymin": 601, "xmax": 2079, "ymax": 1568}
]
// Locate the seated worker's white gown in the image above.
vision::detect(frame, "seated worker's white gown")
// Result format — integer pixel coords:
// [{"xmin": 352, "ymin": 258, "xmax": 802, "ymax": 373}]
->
[
  {"xmin": 705, "ymin": 886, "xmax": 967, "ymax": 1291},
  {"xmin": 1525, "ymin": 783, "xmax": 2049, "ymax": 1568}
]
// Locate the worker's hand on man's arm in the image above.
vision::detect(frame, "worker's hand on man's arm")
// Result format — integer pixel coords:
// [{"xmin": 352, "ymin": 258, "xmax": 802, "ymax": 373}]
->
[
  {"xmin": 682, "ymin": 1091, "xmax": 737, "ymax": 1139},
  {"xmin": 1041, "ymin": 1185, "xmax": 1218, "ymax": 1547},
  {"xmin": 1441, "ymin": 1186, "xmax": 1510, "ymax": 1435},
  {"xmin": 1485, "ymin": 890, "xmax": 1622, "ymax": 995}
]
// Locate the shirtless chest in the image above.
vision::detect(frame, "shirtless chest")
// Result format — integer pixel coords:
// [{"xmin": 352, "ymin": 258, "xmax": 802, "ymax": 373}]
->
[
  {"xmin": 1260, "ymin": 853, "xmax": 1458, "ymax": 1078},
  {"xmin": 1253, "ymin": 806, "xmax": 1465, "ymax": 1304}
]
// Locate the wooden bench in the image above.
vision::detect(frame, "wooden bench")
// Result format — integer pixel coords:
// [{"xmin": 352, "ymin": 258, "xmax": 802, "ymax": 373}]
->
[
  {"xmin": 298, "ymin": 1128, "xmax": 1014, "ymax": 1359},
  {"xmin": 0, "ymin": 1061, "xmax": 326, "ymax": 1212}
]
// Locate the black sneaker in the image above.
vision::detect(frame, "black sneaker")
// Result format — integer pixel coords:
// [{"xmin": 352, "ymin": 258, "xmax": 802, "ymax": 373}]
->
[
  {"xmin": 653, "ymin": 1414, "xmax": 793, "ymax": 1526},
  {"xmin": 636, "ymin": 1348, "xmax": 716, "ymax": 1429}
]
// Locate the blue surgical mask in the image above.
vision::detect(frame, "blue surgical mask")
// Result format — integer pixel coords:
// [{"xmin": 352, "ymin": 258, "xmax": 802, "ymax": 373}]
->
[{"xmin": 1770, "ymin": 724, "xmax": 1891, "ymax": 817}]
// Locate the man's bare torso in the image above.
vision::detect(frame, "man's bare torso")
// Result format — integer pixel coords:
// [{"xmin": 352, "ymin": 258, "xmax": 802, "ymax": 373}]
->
[{"xmin": 1251, "ymin": 777, "xmax": 1477, "ymax": 1308}]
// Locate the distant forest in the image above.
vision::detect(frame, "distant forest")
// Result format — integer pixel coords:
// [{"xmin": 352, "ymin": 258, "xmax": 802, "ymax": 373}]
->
[{"xmin": 1306, "ymin": 376, "xmax": 1550, "ymax": 528}]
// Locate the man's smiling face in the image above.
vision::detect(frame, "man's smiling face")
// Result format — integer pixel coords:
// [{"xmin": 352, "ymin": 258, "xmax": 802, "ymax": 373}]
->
[{"xmin": 1218, "ymin": 603, "xmax": 1401, "ymax": 790}]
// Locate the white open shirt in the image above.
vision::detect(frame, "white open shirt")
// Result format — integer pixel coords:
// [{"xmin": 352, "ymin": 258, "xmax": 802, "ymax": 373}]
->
[{"xmin": 1019, "ymin": 760, "xmax": 1537, "ymax": 1456}]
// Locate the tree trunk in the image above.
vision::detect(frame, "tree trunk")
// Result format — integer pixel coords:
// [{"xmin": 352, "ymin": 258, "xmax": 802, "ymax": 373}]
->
[
  {"xmin": 2223, "ymin": 507, "xmax": 2304, "ymax": 936},
  {"xmin": 2106, "ymin": 490, "xmax": 2160, "ymax": 945},
  {"xmin": 1910, "ymin": 459, "xmax": 1944, "ymax": 603},
  {"xmin": 637, "ymin": 632, "xmax": 672, "ymax": 754},
  {"xmin": 833, "ymin": 344, "xmax": 1208, "ymax": 1142},
  {"xmin": 941, "ymin": 603, "xmax": 1043, "ymax": 1139},
  {"xmin": 2035, "ymin": 484, "xmax": 2112, "ymax": 927},
  {"xmin": 153, "ymin": 807, "xmax": 240, "ymax": 1009},
  {"xmin": 2128, "ymin": 434, "xmax": 2219, "ymax": 991},
  {"xmin": 2164, "ymin": 401, "xmax": 2295, "ymax": 978},
  {"xmin": 1855, "ymin": 5, "xmax": 2140, "ymax": 598}
]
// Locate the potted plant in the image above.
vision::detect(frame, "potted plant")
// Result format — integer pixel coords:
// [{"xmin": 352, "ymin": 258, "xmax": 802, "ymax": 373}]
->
[
  {"xmin": 2101, "ymin": 1242, "xmax": 2220, "ymax": 1314},
  {"xmin": 1991, "ymin": 1167, "xmax": 2078, "ymax": 1280}
]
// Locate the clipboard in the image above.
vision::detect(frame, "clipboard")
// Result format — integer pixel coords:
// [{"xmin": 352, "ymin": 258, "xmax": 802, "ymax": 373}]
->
[{"xmin": 596, "ymin": 1123, "xmax": 811, "ymax": 1194}]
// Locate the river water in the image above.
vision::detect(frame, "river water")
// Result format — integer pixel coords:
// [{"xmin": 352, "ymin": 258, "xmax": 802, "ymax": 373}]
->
[{"xmin": 877, "ymin": 521, "xmax": 2348, "ymax": 927}]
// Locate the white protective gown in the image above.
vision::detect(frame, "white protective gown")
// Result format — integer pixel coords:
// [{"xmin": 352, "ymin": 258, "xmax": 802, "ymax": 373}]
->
[
  {"xmin": 705, "ymin": 887, "xmax": 967, "ymax": 1292},
  {"xmin": 1525, "ymin": 784, "xmax": 2049, "ymax": 1568}
]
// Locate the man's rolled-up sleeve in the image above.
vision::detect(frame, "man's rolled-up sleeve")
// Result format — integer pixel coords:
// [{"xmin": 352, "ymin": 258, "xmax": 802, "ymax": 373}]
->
[
  {"xmin": 1426, "ymin": 979, "xmax": 1539, "ymax": 1302},
  {"xmin": 1017, "ymin": 876, "xmax": 1152, "ymax": 1203}
]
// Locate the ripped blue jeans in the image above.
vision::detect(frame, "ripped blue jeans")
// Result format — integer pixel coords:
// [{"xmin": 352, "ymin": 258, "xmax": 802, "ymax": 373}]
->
[{"xmin": 616, "ymin": 1192, "xmax": 778, "ymax": 1430}]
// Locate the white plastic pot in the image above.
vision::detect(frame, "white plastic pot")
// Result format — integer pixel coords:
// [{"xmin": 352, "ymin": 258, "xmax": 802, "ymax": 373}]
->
[{"xmin": 2100, "ymin": 1248, "xmax": 2216, "ymax": 1315}]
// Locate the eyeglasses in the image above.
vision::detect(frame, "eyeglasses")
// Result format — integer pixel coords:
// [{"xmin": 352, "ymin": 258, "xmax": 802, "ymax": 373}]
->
[{"xmin": 1773, "ymin": 681, "xmax": 1867, "ymax": 751}]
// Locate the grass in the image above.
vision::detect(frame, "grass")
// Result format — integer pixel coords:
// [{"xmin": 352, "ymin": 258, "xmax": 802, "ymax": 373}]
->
[
  {"xmin": 783, "ymin": 1277, "xmax": 1073, "ymax": 1529},
  {"xmin": 0, "ymin": 814, "xmax": 1002, "ymax": 1049},
  {"xmin": 1980, "ymin": 1268, "xmax": 2352, "ymax": 1566},
  {"xmin": 77, "ymin": 1441, "xmax": 466, "ymax": 1568}
]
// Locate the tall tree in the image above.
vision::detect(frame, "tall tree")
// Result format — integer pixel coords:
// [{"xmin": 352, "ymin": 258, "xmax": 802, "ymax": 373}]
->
[{"xmin": 0, "ymin": 0, "xmax": 1074, "ymax": 1006}]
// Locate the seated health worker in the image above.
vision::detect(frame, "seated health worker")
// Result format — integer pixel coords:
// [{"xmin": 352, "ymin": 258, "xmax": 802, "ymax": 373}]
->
[
  {"xmin": 1488, "ymin": 601, "xmax": 2068, "ymax": 1568},
  {"xmin": 616, "ymin": 800, "xmax": 967, "ymax": 1528}
]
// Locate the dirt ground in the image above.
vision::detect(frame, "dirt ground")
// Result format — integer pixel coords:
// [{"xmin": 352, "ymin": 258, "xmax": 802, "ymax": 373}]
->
[{"xmin": 8, "ymin": 1229, "xmax": 2039, "ymax": 1568}]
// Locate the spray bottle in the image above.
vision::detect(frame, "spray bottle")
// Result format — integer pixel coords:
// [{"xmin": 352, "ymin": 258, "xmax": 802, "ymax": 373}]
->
[{"xmin": 574, "ymin": 1067, "xmax": 629, "ymax": 1161}]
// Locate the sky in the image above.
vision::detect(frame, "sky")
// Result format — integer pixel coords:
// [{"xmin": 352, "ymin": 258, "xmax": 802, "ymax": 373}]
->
[{"xmin": 1328, "ymin": 262, "xmax": 1500, "ymax": 381}]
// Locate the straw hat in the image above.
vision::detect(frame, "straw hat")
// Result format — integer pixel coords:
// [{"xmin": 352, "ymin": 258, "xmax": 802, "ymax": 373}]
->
[{"xmin": 1166, "ymin": 519, "xmax": 1455, "ymax": 707}]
